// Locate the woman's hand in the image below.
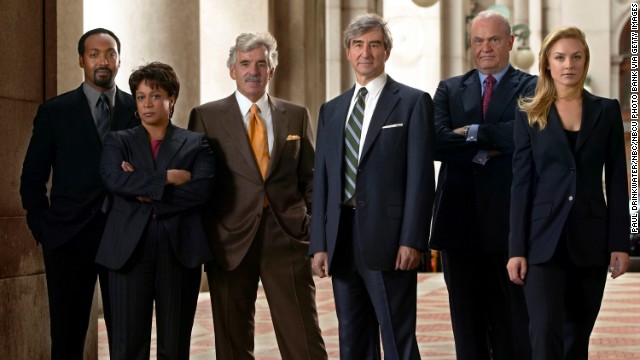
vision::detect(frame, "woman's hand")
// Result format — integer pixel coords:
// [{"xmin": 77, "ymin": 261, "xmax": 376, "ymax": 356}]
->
[
  {"xmin": 166, "ymin": 169, "xmax": 192, "ymax": 185},
  {"xmin": 507, "ymin": 256, "xmax": 528, "ymax": 285}
]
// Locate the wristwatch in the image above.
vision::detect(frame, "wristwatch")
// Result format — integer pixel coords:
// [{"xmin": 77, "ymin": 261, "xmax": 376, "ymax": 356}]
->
[{"xmin": 463, "ymin": 125, "xmax": 471, "ymax": 138}]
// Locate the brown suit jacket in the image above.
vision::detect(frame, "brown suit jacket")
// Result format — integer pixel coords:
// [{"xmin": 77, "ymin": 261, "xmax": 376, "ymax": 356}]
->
[{"xmin": 188, "ymin": 94, "xmax": 315, "ymax": 270}]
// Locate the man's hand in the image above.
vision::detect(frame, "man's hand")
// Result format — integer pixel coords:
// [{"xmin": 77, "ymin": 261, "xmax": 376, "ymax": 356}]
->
[
  {"xmin": 610, "ymin": 251, "xmax": 630, "ymax": 279},
  {"xmin": 395, "ymin": 246, "xmax": 421, "ymax": 271},
  {"xmin": 507, "ymin": 257, "xmax": 528, "ymax": 285},
  {"xmin": 311, "ymin": 251, "xmax": 329, "ymax": 278},
  {"xmin": 166, "ymin": 169, "xmax": 191, "ymax": 185},
  {"xmin": 453, "ymin": 126, "xmax": 466, "ymax": 136}
]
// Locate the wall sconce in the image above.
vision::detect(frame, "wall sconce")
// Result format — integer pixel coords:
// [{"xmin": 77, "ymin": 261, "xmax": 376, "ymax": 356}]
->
[
  {"xmin": 412, "ymin": 0, "xmax": 439, "ymax": 7},
  {"xmin": 512, "ymin": 23, "xmax": 535, "ymax": 70}
]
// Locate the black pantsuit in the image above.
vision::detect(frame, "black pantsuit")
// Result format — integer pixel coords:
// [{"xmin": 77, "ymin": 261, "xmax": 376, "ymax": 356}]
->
[
  {"xmin": 108, "ymin": 218, "xmax": 201, "ymax": 359},
  {"xmin": 510, "ymin": 92, "xmax": 630, "ymax": 359},
  {"xmin": 96, "ymin": 124, "xmax": 215, "ymax": 359}
]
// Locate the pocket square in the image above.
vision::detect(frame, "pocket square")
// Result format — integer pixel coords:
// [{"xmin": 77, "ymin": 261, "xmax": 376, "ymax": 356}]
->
[
  {"xmin": 286, "ymin": 134, "xmax": 301, "ymax": 140},
  {"xmin": 382, "ymin": 123, "xmax": 403, "ymax": 129}
]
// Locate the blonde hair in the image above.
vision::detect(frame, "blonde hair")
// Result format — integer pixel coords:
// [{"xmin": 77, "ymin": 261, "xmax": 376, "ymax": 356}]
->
[{"xmin": 518, "ymin": 26, "xmax": 590, "ymax": 129}]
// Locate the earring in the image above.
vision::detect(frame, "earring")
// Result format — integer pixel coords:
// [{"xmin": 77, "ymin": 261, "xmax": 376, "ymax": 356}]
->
[{"xmin": 134, "ymin": 111, "xmax": 140, "ymax": 119}]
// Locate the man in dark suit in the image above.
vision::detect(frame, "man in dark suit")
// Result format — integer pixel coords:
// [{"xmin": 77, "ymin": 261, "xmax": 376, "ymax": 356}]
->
[
  {"xmin": 19, "ymin": 28, "xmax": 137, "ymax": 359},
  {"xmin": 188, "ymin": 32, "xmax": 327, "ymax": 360},
  {"xmin": 310, "ymin": 13, "xmax": 435, "ymax": 359},
  {"xmin": 429, "ymin": 10, "xmax": 536, "ymax": 360}
]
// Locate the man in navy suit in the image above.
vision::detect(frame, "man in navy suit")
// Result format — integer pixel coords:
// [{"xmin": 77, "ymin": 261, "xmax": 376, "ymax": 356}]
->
[
  {"xmin": 20, "ymin": 28, "xmax": 137, "ymax": 359},
  {"xmin": 310, "ymin": 13, "xmax": 435, "ymax": 359},
  {"xmin": 429, "ymin": 11, "xmax": 536, "ymax": 360}
]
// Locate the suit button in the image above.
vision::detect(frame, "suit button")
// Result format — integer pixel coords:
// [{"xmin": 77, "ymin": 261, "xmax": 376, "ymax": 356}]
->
[
  {"xmin": 568, "ymin": 196, "xmax": 574, "ymax": 201},
  {"xmin": 569, "ymin": 168, "xmax": 575, "ymax": 174}
]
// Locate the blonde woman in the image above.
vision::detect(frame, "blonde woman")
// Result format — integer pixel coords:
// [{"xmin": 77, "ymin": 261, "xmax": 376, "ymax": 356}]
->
[{"xmin": 507, "ymin": 26, "xmax": 630, "ymax": 359}]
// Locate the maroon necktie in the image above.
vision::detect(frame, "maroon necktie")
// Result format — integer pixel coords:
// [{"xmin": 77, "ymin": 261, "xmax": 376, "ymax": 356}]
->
[
  {"xmin": 482, "ymin": 75, "xmax": 496, "ymax": 120},
  {"xmin": 150, "ymin": 140, "xmax": 162, "ymax": 159}
]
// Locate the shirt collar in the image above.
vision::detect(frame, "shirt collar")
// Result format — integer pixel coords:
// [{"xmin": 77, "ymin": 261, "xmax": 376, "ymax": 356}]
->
[
  {"xmin": 83, "ymin": 82, "xmax": 116, "ymax": 107},
  {"xmin": 353, "ymin": 72, "xmax": 387, "ymax": 103},
  {"xmin": 478, "ymin": 65, "xmax": 510, "ymax": 86},
  {"xmin": 235, "ymin": 91, "xmax": 269, "ymax": 116}
]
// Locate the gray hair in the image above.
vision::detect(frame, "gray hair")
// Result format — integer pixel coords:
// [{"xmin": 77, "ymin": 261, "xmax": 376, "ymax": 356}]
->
[
  {"xmin": 343, "ymin": 13, "xmax": 393, "ymax": 51},
  {"xmin": 227, "ymin": 32, "xmax": 279, "ymax": 69},
  {"xmin": 468, "ymin": 10, "xmax": 512, "ymax": 36}
]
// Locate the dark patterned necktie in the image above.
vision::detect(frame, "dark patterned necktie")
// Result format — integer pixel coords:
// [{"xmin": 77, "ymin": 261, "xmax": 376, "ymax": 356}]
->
[
  {"xmin": 482, "ymin": 75, "xmax": 496, "ymax": 120},
  {"xmin": 343, "ymin": 87, "xmax": 368, "ymax": 202},
  {"xmin": 96, "ymin": 93, "xmax": 112, "ymax": 142}
]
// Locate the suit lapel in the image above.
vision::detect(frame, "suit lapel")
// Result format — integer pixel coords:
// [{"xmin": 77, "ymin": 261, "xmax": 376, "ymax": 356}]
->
[
  {"xmin": 156, "ymin": 124, "xmax": 186, "ymax": 170},
  {"xmin": 576, "ymin": 92, "xmax": 601, "ymax": 152},
  {"xmin": 266, "ymin": 97, "xmax": 288, "ymax": 179},
  {"xmin": 547, "ymin": 105, "xmax": 575, "ymax": 164},
  {"xmin": 112, "ymin": 88, "xmax": 135, "ymax": 130},
  {"xmin": 217, "ymin": 95, "xmax": 262, "ymax": 177},
  {"xmin": 460, "ymin": 73, "xmax": 482, "ymax": 123},
  {"xmin": 360, "ymin": 79, "xmax": 400, "ymax": 160},
  {"xmin": 485, "ymin": 66, "xmax": 519, "ymax": 123},
  {"xmin": 327, "ymin": 88, "xmax": 353, "ymax": 173},
  {"xmin": 73, "ymin": 87, "xmax": 104, "ymax": 146},
  {"xmin": 130, "ymin": 125, "xmax": 156, "ymax": 171}
]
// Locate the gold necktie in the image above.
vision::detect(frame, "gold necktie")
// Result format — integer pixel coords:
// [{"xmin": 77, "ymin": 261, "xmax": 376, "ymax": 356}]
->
[
  {"xmin": 249, "ymin": 104, "xmax": 270, "ymax": 178},
  {"xmin": 249, "ymin": 104, "xmax": 270, "ymax": 207}
]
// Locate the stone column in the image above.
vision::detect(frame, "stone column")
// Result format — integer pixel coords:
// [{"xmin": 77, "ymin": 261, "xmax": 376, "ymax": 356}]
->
[
  {"xmin": 200, "ymin": 0, "xmax": 269, "ymax": 105},
  {"xmin": 385, "ymin": 0, "xmax": 441, "ymax": 94},
  {"xmin": 0, "ymin": 1, "xmax": 56, "ymax": 359},
  {"xmin": 440, "ymin": 0, "xmax": 470, "ymax": 79},
  {"xmin": 270, "ymin": 0, "xmax": 326, "ymax": 124}
]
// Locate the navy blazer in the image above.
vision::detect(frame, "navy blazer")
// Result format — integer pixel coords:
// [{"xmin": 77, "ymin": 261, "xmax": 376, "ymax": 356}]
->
[
  {"xmin": 509, "ymin": 91, "xmax": 630, "ymax": 266},
  {"xmin": 430, "ymin": 67, "xmax": 536, "ymax": 252},
  {"xmin": 309, "ymin": 76, "xmax": 435, "ymax": 272},
  {"xmin": 96, "ymin": 124, "xmax": 215, "ymax": 269},
  {"xmin": 20, "ymin": 85, "xmax": 137, "ymax": 248}
]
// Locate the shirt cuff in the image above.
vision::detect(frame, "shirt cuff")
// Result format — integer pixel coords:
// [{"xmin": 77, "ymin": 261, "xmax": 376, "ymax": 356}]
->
[
  {"xmin": 466, "ymin": 124, "xmax": 479, "ymax": 142},
  {"xmin": 472, "ymin": 149, "xmax": 489, "ymax": 165}
]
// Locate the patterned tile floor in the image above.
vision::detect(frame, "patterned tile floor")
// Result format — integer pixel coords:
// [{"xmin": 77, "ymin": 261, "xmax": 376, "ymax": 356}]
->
[{"xmin": 98, "ymin": 273, "xmax": 640, "ymax": 359}]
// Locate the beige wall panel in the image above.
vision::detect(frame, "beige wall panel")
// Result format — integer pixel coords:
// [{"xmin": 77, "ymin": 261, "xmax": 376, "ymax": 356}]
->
[
  {"xmin": 0, "ymin": 218, "xmax": 43, "ymax": 279},
  {"xmin": 0, "ymin": 98, "xmax": 40, "ymax": 217},
  {"xmin": 0, "ymin": 0, "xmax": 43, "ymax": 102},
  {"xmin": 0, "ymin": 274, "xmax": 50, "ymax": 359}
]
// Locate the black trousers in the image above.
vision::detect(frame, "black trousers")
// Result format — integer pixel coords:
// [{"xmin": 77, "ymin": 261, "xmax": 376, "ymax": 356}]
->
[
  {"xmin": 524, "ymin": 242, "xmax": 607, "ymax": 360},
  {"xmin": 441, "ymin": 249, "xmax": 531, "ymax": 360},
  {"xmin": 41, "ymin": 213, "xmax": 110, "ymax": 360},
  {"xmin": 107, "ymin": 218, "xmax": 201, "ymax": 360}
]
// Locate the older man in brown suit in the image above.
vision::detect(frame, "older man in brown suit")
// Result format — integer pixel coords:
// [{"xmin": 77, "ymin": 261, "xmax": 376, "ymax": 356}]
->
[{"xmin": 188, "ymin": 32, "xmax": 327, "ymax": 360}]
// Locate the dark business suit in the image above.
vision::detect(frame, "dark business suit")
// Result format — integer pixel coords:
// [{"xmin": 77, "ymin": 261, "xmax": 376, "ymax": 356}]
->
[
  {"xmin": 96, "ymin": 124, "xmax": 214, "ymax": 359},
  {"xmin": 20, "ymin": 85, "xmax": 136, "ymax": 359},
  {"xmin": 429, "ymin": 66, "xmax": 536, "ymax": 359},
  {"xmin": 310, "ymin": 76, "xmax": 435, "ymax": 359},
  {"xmin": 510, "ymin": 92, "xmax": 630, "ymax": 359},
  {"xmin": 188, "ymin": 94, "xmax": 326, "ymax": 360}
]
